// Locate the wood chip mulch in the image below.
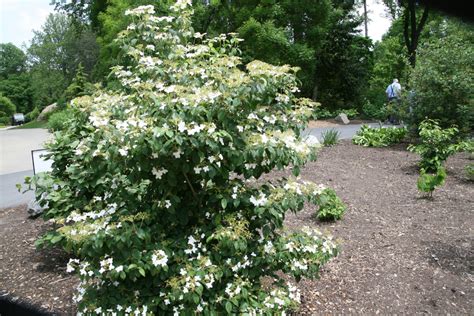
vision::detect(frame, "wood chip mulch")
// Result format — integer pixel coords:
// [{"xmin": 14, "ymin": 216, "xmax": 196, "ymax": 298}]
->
[{"xmin": 1, "ymin": 140, "xmax": 473, "ymax": 314}]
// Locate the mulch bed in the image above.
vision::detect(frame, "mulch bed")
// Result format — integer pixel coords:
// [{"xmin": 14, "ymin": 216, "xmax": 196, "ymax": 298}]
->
[{"xmin": 1, "ymin": 141, "xmax": 473, "ymax": 314}]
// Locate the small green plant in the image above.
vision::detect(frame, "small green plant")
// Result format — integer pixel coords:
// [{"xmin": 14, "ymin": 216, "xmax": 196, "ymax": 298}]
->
[
  {"xmin": 343, "ymin": 108, "xmax": 359, "ymax": 119},
  {"xmin": 408, "ymin": 119, "xmax": 461, "ymax": 173},
  {"xmin": 321, "ymin": 129, "xmax": 340, "ymax": 146},
  {"xmin": 353, "ymin": 125, "xmax": 407, "ymax": 147},
  {"xmin": 315, "ymin": 188, "xmax": 346, "ymax": 221},
  {"xmin": 313, "ymin": 107, "xmax": 334, "ymax": 120},
  {"xmin": 417, "ymin": 167, "xmax": 446, "ymax": 198},
  {"xmin": 465, "ymin": 163, "xmax": 474, "ymax": 181},
  {"xmin": 47, "ymin": 109, "xmax": 73, "ymax": 131},
  {"xmin": 362, "ymin": 100, "xmax": 387, "ymax": 121},
  {"xmin": 25, "ymin": 107, "xmax": 40, "ymax": 122}
]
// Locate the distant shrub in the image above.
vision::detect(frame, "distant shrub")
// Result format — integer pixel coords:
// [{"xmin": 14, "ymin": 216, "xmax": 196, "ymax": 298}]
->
[
  {"xmin": 0, "ymin": 116, "xmax": 9, "ymax": 126},
  {"xmin": 0, "ymin": 95, "xmax": 16, "ymax": 120},
  {"xmin": 313, "ymin": 107, "xmax": 334, "ymax": 120},
  {"xmin": 362, "ymin": 100, "xmax": 387, "ymax": 121},
  {"xmin": 353, "ymin": 125, "xmax": 407, "ymax": 147},
  {"xmin": 321, "ymin": 129, "xmax": 340, "ymax": 146},
  {"xmin": 315, "ymin": 188, "xmax": 346, "ymax": 221},
  {"xmin": 343, "ymin": 109, "xmax": 359, "ymax": 119},
  {"xmin": 47, "ymin": 109, "xmax": 73, "ymax": 131},
  {"xmin": 25, "ymin": 107, "xmax": 40, "ymax": 122}
]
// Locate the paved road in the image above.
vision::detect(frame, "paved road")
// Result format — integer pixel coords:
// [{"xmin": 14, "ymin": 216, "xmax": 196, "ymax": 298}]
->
[
  {"xmin": 0, "ymin": 128, "xmax": 51, "ymax": 208},
  {"xmin": 304, "ymin": 122, "xmax": 394, "ymax": 140}
]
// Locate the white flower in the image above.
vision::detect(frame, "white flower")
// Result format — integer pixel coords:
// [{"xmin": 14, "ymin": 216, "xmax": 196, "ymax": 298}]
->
[
  {"xmin": 118, "ymin": 148, "xmax": 128, "ymax": 156},
  {"xmin": 173, "ymin": 150, "xmax": 182, "ymax": 158},
  {"xmin": 264, "ymin": 241, "xmax": 274, "ymax": 254},
  {"xmin": 164, "ymin": 200, "xmax": 171, "ymax": 209},
  {"xmin": 115, "ymin": 265, "xmax": 124, "ymax": 272},
  {"xmin": 152, "ymin": 167, "xmax": 168, "ymax": 179},
  {"xmin": 250, "ymin": 193, "xmax": 267, "ymax": 207},
  {"xmin": 151, "ymin": 250, "xmax": 168, "ymax": 267},
  {"xmin": 178, "ymin": 121, "xmax": 187, "ymax": 132}
]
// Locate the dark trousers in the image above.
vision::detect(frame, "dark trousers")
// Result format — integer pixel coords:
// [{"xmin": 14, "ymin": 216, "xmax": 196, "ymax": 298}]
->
[{"xmin": 387, "ymin": 98, "xmax": 400, "ymax": 124}]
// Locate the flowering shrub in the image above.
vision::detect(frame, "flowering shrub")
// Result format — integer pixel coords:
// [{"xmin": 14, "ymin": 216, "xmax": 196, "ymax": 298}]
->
[
  {"xmin": 353, "ymin": 125, "xmax": 407, "ymax": 147},
  {"xmin": 33, "ymin": 2, "xmax": 338, "ymax": 314},
  {"xmin": 314, "ymin": 188, "xmax": 346, "ymax": 221}
]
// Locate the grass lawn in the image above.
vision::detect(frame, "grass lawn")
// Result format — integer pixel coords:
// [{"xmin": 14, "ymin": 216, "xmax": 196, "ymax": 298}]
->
[{"xmin": 13, "ymin": 120, "xmax": 48, "ymax": 129}]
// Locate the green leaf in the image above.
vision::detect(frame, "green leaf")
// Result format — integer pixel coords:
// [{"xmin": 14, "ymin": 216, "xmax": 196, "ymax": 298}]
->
[
  {"xmin": 221, "ymin": 198, "xmax": 228, "ymax": 209},
  {"xmin": 138, "ymin": 267, "xmax": 146, "ymax": 277},
  {"xmin": 225, "ymin": 301, "xmax": 233, "ymax": 314},
  {"xmin": 50, "ymin": 235, "xmax": 63, "ymax": 244}
]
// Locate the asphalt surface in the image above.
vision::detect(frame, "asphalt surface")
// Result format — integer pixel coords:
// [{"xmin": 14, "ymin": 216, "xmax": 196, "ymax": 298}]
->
[
  {"xmin": 0, "ymin": 128, "xmax": 51, "ymax": 208},
  {"xmin": 0, "ymin": 123, "xmax": 399, "ymax": 208}
]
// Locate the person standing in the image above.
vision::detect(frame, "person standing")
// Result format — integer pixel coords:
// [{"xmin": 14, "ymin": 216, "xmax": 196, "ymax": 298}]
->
[{"xmin": 385, "ymin": 79, "xmax": 402, "ymax": 124}]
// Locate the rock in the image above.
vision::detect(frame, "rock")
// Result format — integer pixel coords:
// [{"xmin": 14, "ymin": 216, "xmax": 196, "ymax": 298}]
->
[
  {"xmin": 37, "ymin": 103, "xmax": 57, "ymax": 121},
  {"xmin": 27, "ymin": 198, "xmax": 47, "ymax": 218},
  {"xmin": 335, "ymin": 113, "xmax": 350, "ymax": 125},
  {"xmin": 304, "ymin": 135, "xmax": 320, "ymax": 146}
]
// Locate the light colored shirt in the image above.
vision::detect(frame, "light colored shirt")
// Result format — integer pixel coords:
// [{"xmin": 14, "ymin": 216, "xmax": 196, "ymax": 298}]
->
[{"xmin": 386, "ymin": 82, "xmax": 401, "ymax": 98}]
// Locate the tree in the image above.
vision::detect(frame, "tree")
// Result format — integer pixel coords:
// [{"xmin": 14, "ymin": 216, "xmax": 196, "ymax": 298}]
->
[
  {"xmin": 0, "ymin": 43, "xmax": 27, "ymax": 78},
  {"xmin": 407, "ymin": 20, "xmax": 474, "ymax": 133},
  {"xmin": 0, "ymin": 43, "xmax": 33, "ymax": 113},
  {"xmin": 34, "ymin": 3, "xmax": 339, "ymax": 313},
  {"xmin": 0, "ymin": 94, "xmax": 16, "ymax": 118},
  {"xmin": 314, "ymin": 2, "xmax": 373, "ymax": 110},
  {"xmin": 382, "ymin": 0, "xmax": 430, "ymax": 66},
  {"xmin": 28, "ymin": 13, "xmax": 98, "ymax": 107}
]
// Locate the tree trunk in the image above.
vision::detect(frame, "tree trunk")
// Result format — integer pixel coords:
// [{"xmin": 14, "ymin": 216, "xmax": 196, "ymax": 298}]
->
[
  {"xmin": 363, "ymin": 0, "xmax": 368, "ymax": 38},
  {"xmin": 402, "ymin": 0, "xmax": 429, "ymax": 67}
]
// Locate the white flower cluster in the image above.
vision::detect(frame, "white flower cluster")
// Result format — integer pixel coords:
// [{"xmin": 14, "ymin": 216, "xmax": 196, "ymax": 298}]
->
[
  {"xmin": 263, "ymin": 241, "xmax": 275, "ymax": 254},
  {"xmin": 151, "ymin": 250, "xmax": 168, "ymax": 267},
  {"xmin": 290, "ymin": 258, "xmax": 308, "ymax": 271},
  {"xmin": 230, "ymin": 255, "xmax": 252, "ymax": 272},
  {"xmin": 99, "ymin": 257, "xmax": 115, "ymax": 274},
  {"xmin": 125, "ymin": 5, "xmax": 155, "ymax": 16},
  {"xmin": 170, "ymin": 0, "xmax": 192, "ymax": 11},
  {"xmin": 184, "ymin": 234, "xmax": 206, "ymax": 257},
  {"xmin": 66, "ymin": 203, "xmax": 118, "ymax": 223},
  {"xmin": 224, "ymin": 279, "xmax": 248, "ymax": 298},
  {"xmin": 152, "ymin": 167, "xmax": 168, "ymax": 179},
  {"xmin": 250, "ymin": 193, "xmax": 268, "ymax": 207},
  {"xmin": 262, "ymin": 288, "xmax": 290, "ymax": 311}
]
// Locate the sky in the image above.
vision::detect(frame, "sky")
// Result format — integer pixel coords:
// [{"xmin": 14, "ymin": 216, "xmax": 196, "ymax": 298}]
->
[{"xmin": 0, "ymin": 0, "xmax": 392, "ymax": 50}]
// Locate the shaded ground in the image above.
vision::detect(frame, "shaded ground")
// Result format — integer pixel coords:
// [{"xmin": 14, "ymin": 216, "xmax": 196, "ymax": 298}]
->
[{"xmin": 0, "ymin": 141, "xmax": 472, "ymax": 314}]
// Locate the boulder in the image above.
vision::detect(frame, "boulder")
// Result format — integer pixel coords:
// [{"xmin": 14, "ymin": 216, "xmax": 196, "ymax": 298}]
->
[
  {"xmin": 37, "ymin": 103, "xmax": 57, "ymax": 121},
  {"xmin": 335, "ymin": 113, "xmax": 350, "ymax": 125},
  {"xmin": 304, "ymin": 135, "xmax": 320, "ymax": 146}
]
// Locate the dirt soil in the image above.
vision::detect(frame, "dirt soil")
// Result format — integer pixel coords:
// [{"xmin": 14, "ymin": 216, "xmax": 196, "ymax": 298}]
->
[{"xmin": 1, "ymin": 141, "xmax": 473, "ymax": 314}]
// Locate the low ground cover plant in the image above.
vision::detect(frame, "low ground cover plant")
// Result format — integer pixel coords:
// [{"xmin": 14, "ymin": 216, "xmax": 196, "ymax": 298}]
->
[
  {"xmin": 321, "ymin": 129, "xmax": 340, "ymax": 146},
  {"xmin": 314, "ymin": 188, "xmax": 346, "ymax": 221},
  {"xmin": 313, "ymin": 107, "xmax": 358, "ymax": 120},
  {"xmin": 353, "ymin": 125, "xmax": 407, "ymax": 147},
  {"xmin": 31, "ymin": 3, "xmax": 339, "ymax": 314}
]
